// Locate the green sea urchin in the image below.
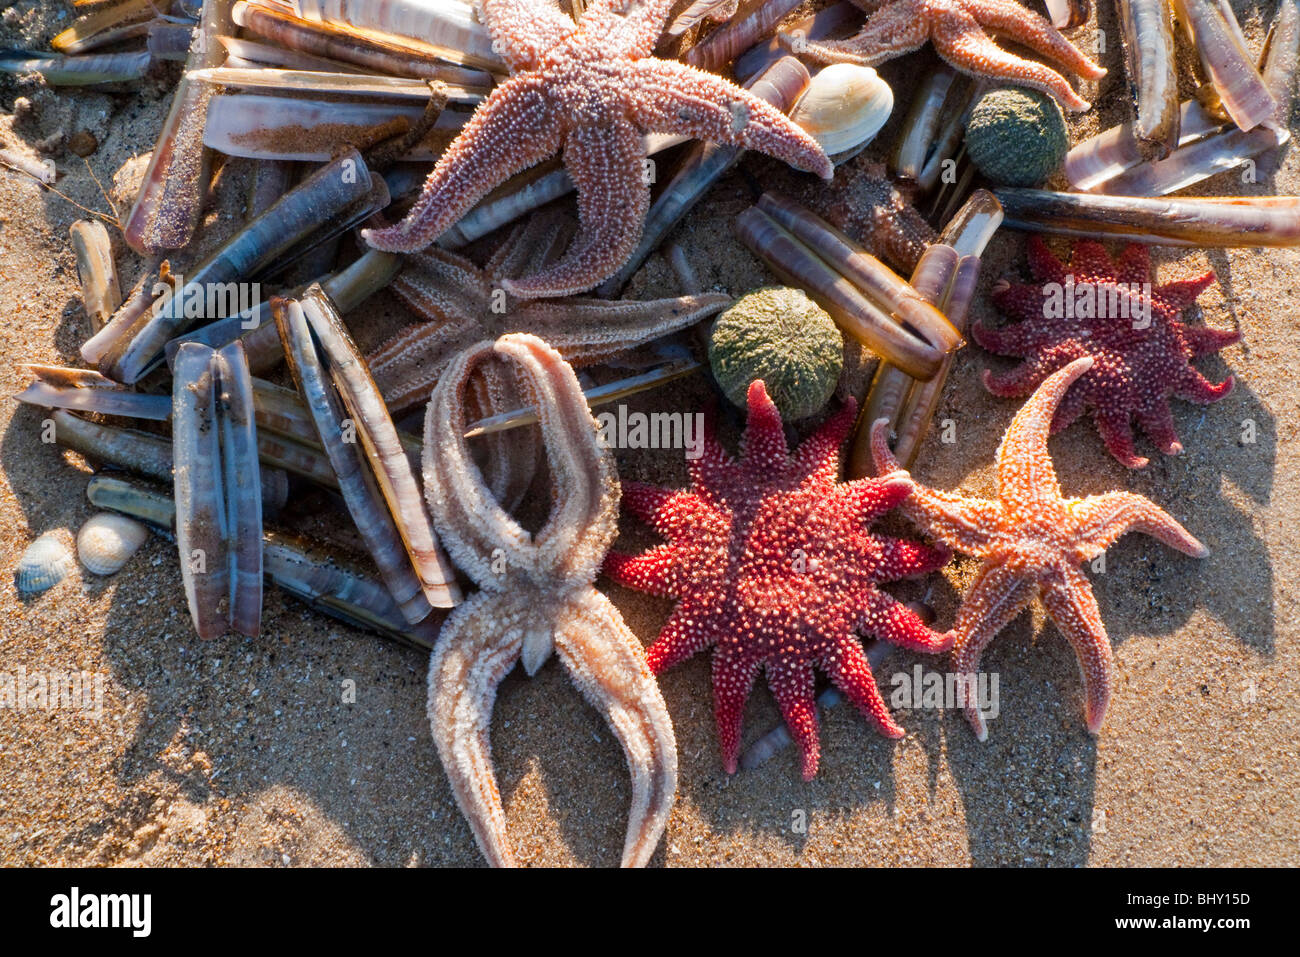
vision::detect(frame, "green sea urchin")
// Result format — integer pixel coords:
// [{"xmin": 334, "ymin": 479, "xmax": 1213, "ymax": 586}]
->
[{"xmin": 964, "ymin": 88, "xmax": 1068, "ymax": 187}]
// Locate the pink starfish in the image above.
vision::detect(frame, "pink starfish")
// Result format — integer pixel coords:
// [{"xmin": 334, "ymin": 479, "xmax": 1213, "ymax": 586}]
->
[
  {"xmin": 604, "ymin": 381, "xmax": 951, "ymax": 779},
  {"xmin": 362, "ymin": 0, "xmax": 832, "ymax": 297},
  {"xmin": 871, "ymin": 357, "xmax": 1209, "ymax": 740}
]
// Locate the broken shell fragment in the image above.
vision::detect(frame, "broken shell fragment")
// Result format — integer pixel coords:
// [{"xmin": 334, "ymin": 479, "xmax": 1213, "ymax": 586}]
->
[
  {"xmin": 15, "ymin": 532, "xmax": 77, "ymax": 595},
  {"xmin": 76, "ymin": 512, "xmax": 149, "ymax": 576},
  {"xmin": 17, "ymin": 364, "xmax": 171, "ymax": 421},
  {"xmin": 70, "ymin": 220, "xmax": 121, "ymax": 334}
]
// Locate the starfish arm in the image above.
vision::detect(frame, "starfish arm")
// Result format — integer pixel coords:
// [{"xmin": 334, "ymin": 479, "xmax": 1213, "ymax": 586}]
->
[
  {"xmin": 739, "ymin": 379, "xmax": 792, "ymax": 468},
  {"xmin": 868, "ymin": 418, "xmax": 1001, "ymax": 554},
  {"xmin": 979, "ymin": 291, "xmax": 1050, "ymax": 345},
  {"xmin": 793, "ymin": 398, "xmax": 858, "ymax": 485},
  {"xmin": 950, "ymin": 560, "xmax": 1040, "ymax": 740},
  {"xmin": 368, "ymin": 318, "xmax": 479, "ymax": 413},
  {"xmin": 1180, "ymin": 324, "xmax": 1242, "ymax": 357},
  {"xmin": 996, "ymin": 356, "xmax": 1092, "ymax": 505},
  {"xmin": 1064, "ymin": 240, "xmax": 1118, "ymax": 281},
  {"xmin": 590, "ymin": 0, "xmax": 682, "ymax": 58},
  {"xmin": 822, "ymin": 635, "xmax": 906, "ymax": 739},
  {"xmin": 713, "ymin": 653, "xmax": 762, "ymax": 773},
  {"xmin": 1094, "ymin": 407, "xmax": 1148, "ymax": 468},
  {"xmin": 603, "ymin": 544, "xmax": 684, "ymax": 596},
  {"xmin": 1174, "ymin": 366, "xmax": 1235, "ymax": 403},
  {"xmin": 964, "ymin": 0, "xmax": 1105, "ymax": 77},
  {"xmin": 1156, "ymin": 272, "xmax": 1218, "ymax": 310},
  {"xmin": 766, "ymin": 660, "xmax": 822, "ymax": 779},
  {"xmin": 624, "ymin": 58, "xmax": 833, "ymax": 179},
  {"xmin": 479, "ymin": 0, "xmax": 578, "ymax": 72},
  {"xmin": 1038, "ymin": 564, "xmax": 1112, "ymax": 734},
  {"xmin": 1114, "ymin": 243, "xmax": 1151, "ymax": 286},
  {"xmin": 1135, "ymin": 401, "xmax": 1183, "ymax": 456},
  {"xmin": 469, "ymin": 361, "xmax": 539, "ymax": 512},
  {"xmin": 426, "ymin": 594, "xmax": 525, "ymax": 868},
  {"xmin": 793, "ymin": 4, "xmax": 930, "ymax": 66},
  {"xmin": 931, "ymin": 6, "xmax": 1091, "ymax": 111},
  {"xmin": 874, "ymin": 536, "xmax": 953, "ymax": 581},
  {"xmin": 840, "ymin": 472, "xmax": 915, "ymax": 525},
  {"xmin": 1070, "ymin": 491, "xmax": 1209, "ymax": 558},
  {"xmin": 645, "ymin": 595, "xmax": 720, "ymax": 672},
  {"xmin": 1049, "ymin": 374, "xmax": 1089, "ymax": 433},
  {"xmin": 981, "ymin": 358, "xmax": 1052, "ymax": 397},
  {"xmin": 1027, "ymin": 234, "xmax": 1069, "ymax": 284},
  {"xmin": 363, "ymin": 75, "xmax": 563, "ymax": 252},
  {"xmin": 859, "ymin": 587, "xmax": 953, "ymax": 652},
  {"xmin": 512, "ymin": 292, "xmax": 731, "ymax": 365},
  {"xmin": 502, "ymin": 119, "xmax": 650, "ymax": 297},
  {"xmin": 553, "ymin": 590, "xmax": 678, "ymax": 867}
]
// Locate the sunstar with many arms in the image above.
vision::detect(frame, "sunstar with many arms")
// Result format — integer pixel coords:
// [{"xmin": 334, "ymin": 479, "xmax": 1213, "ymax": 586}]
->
[
  {"xmin": 362, "ymin": 0, "xmax": 833, "ymax": 296},
  {"xmin": 604, "ymin": 381, "xmax": 951, "ymax": 779},
  {"xmin": 871, "ymin": 357, "xmax": 1210, "ymax": 740}
]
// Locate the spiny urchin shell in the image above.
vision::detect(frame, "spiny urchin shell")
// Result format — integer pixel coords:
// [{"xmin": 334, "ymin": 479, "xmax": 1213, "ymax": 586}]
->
[
  {"xmin": 964, "ymin": 88, "xmax": 1068, "ymax": 187},
  {"xmin": 77, "ymin": 512, "xmax": 149, "ymax": 576},
  {"xmin": 15, "ymin": 531, "xmax": 77, "ymax": 595},
  {"xmin": 707, "ymin": 286, "xmax": 843, "ymax": 420}
]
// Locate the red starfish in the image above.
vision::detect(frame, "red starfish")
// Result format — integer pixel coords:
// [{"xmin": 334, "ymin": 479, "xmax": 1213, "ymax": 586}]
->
[
  {"xmin": 871, "ymin": 358, "xmax": 1210, "ymax": 740},
  {"xmin": 974, "ymin": 236, "xmax": 1241, "ymax": 468},
  {"xmin": 603, "ymin": 381, "xmax": 951, "ymax": 779},
  {"xmin": 362, "ymin": 0, "xmax": 831, "ymax": 297}
]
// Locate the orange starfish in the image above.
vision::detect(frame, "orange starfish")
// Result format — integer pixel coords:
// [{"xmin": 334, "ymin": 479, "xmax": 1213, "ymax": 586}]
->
[
  {"xmin": 871, "ymin": 357, "xmax": 1209, "ymax": 740},
  {"xmin": 788, "ymin": 0, "xmax": 1105, "ymax": 112},
  {"xmin": 362, "ymin": 0, "xmax": 832, "ymax": 296}
]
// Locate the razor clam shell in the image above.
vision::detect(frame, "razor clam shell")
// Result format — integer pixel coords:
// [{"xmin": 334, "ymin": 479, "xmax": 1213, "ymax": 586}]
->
[
  {"xmin": 219, "ymin": 35, "xmax": 366, "ymax": 73},
  {"xmin": 203, "ymin": 93, "xmax": 469, "ymax": 162},
  {"xmin": 667, "ymin": 0, "xmax": 740, "ymax": 36},
  {"xmin": 736, "ymin": 206, "xmax": 944, "ymax": 380},
  {"xmin": 16, "ymin": 367, "xmax": 172, "ymax": 420},
  {"xmin": 70, "ymin": 220, "xmax": 121, "ymax": 333},
  {"xmin": 1064, "ymin": 100, "xmax": 1224, "ymax": 191},
  {"xmin": 147, "ymin": 21, "xmax": 200, "ymax": 61},
  {"xmin": 77, "ymin": 511, "xmax": 149, "ymax": 576},
  {"xmin": 891, "ymin": 66, "xmax": 958, "ymax": 181},
  {"xmin": 1116, "ymin": 0, "xmax": 1180, "ymax": 157},
  {"xmin": 755, "ymin": 192, "xmax": 963, "ymax": 354},
  {"xmin": 52, "ymin": 0, "xmax": 157, "ymax": 54},
  {"xmin": 299, "ymin": 286, "xmax": 459, "ymax": 608},
  {"xmin": 15, "ymin": 532, "xmax": 78, "ymax": 595},
  {"xmin": 172, "ymin": 344, "xmax": 231, "ymax": 639},
  {"xmin": 994, "ymin": 189, "xmax": 1300, "ymax": 246},
  {"xmin": 81, "ymin": 261, "xmax": 162, "ymax": 366},
  {"xmin": 788, "ymin": 63, "xmax": 893, "ymax": 160},
  {"xmin": 231, "ymin": 1, "xmax": 495, "ymax": 85},
  {"xmin": 734, "ymin": 1, "xmax": 859, "ymax": 86},
  {"xmin": 597, "ymin": 57, "xmax": 809, "ymax": 296},
  {"xmin": 274, "ymin": 296, "xmax": 438, "ymax": 623},
  {"xmin": 85, "ymin": 476, "xmax": 439, "ymax": 647},
  {"xmin": 107, "ymin": 148, "xmax": 378, "ymax": 383},
  {"xmin": 939, "ymin": 186, "xmax": 1005, "ymax": 257},
  {"xmin": 273, "ymin": 0, "xmax": 504, "ymax": 71},
  {"xmin": 1043, "ymin": 0, "xmax": 1091, "ymax": 27},
  {"xmin": 216, "ymin": 343, "xmax": 265, "ymax": 637},
  {"xmin": 685, "ymin": 0, "xmax": 801, "ymax": 72},
  {"xmin": 1174, "ymin": 0, "xmax": 1277, "ymax": 132},
  {"xmin": 0, "ymin": 49, "xmax": 152, "ymax": 85},
  {"xmin": 915, "ymin": 78, "xmax": 984, "ymax": 193},
  {"xmin": 0, "ymin": 146, "xmax": 57, "ymax": 184},
  {"xmin": 121, "ymin": 0, "xmax": 233, "ymax": 255},
  {"xmin": 190, "ymin": 67, "xmax": 486, "ymax": 104}
]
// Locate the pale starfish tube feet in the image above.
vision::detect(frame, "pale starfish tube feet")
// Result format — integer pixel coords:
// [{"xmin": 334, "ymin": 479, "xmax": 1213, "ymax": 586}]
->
[
  {"xmin": 361, "ymin": 0, "xmax": 832, "ymax": 296},
  {"xmin": 423, "ymin": 332, "xmax": 677, "ymax": 867},
  {"xmin": 604, "ymin": 380, "xmax": 951, "ymax": 779},
  {"xmin": 788, "ymin": 0, "xmax": 1106, "ymax": 112},
  {"xmin": 871, "ymin": 357, "xmax": 1209, "ymax": 740}
]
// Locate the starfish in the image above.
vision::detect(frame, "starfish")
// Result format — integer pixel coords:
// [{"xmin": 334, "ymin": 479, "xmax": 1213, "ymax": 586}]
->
[
  {"xmin": 870, "ymin": 357, "xmax": 1209, "ymax": 740},
  {"xmin": 361, "ymin": 0, "xmax": 832, "ymax": 296},
  {"xmin": 786, "ymin": 0, "xmax": 1106, "ymax": 112},
  {"xmin": 603, "ymin": 380, "xmax": 951, "ymax": 779},
  {"xmin": 974, "ymin": 236, "xmax": 1241, "ymax": 468},
  {"xmin": 815, "ymin": 159, "xmax": 937, "ymax": 274},
  {"xmin": 423, "ymin": 333, "xmax": 677, "ymax": 867},
  {"xmin": 368, "ymin": 211, "xmax": 729, "ymax": 415}
]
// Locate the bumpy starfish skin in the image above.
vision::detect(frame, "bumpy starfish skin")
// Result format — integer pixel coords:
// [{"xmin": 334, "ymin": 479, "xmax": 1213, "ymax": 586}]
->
[
  {"xmin": 871, "ymin": 358, "xmax": 1209, "ymax": 740},
  {"xmin": 975, "ymin": 236, "xmax": 1240, "ymax": 468},
  {"xmin": 368, "ymin": 213, "xmax": 729, "ymax": 414},
  {"xmin": 362, "ymin": 0, "xmax": 832, "ymax": 296},
  {"xmin": 791, "ymin": 0, "xmax": 1106, "ymax": 112},
  {"xmin": 817, "ymin": 160, "xmax": 937, "ymax": 274},
  {"xmin": 423, "ymin": 334, "xmax": 677, "ymax": 867},
  {"xmin": 604, "ymin": 381, "xmax": 951, "ymax": 779}
]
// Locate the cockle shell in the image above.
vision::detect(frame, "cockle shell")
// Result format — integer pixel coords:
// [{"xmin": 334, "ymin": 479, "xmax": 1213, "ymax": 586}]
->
[
  {"xmin": 15, "ymin": 532, "xmax": 77, "ymax": 595},
  {"xmin": 790, "ymin": 64, "xmax": 894, "ymax": 161},
  {"xmin": 76, "ymin": 512, "xmax": 149, "ymax": 576}
]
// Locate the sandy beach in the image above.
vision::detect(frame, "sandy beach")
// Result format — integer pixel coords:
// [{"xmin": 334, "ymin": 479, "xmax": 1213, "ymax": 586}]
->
[{"xmin": 0, "ymin": 0, "xmax": 1296, "ymax": 867}]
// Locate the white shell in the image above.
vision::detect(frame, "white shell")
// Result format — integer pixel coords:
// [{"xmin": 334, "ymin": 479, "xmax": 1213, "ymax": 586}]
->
[
  {"xmin": 77, "ymin": 512, "xmax": 149, "ymax": 575},
  {"xmin": 15, "ymin": 531, "xmax": 77, "ymax": 595},
  {"xmin": 791, "ymin": 63, "xmax": 894, "ymax": 159}
]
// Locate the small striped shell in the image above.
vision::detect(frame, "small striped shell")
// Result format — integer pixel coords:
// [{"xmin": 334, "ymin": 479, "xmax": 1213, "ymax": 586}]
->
[
  {"xmin": 77, "ymin": 512, "xmax": 149, "ymax": 576},
  {"xmin": 15, "ymin": 531, "xmax": 77, "ymax": 594}
]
